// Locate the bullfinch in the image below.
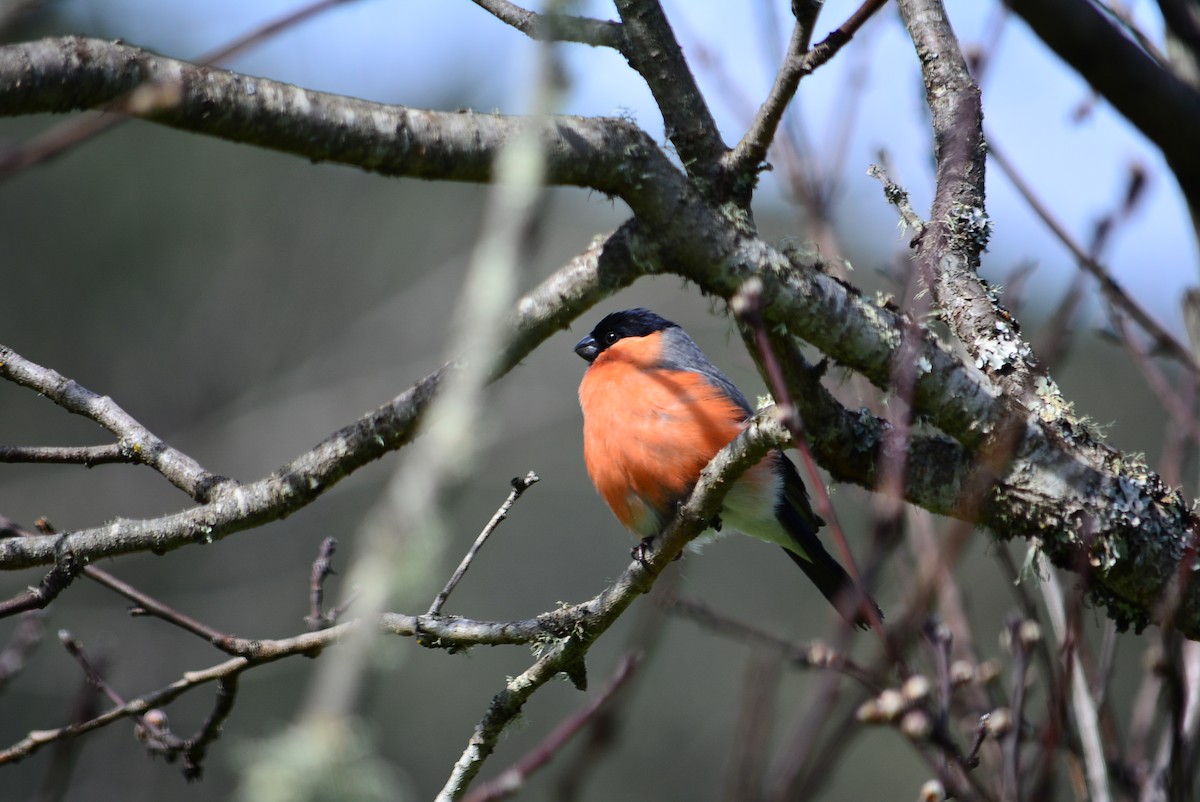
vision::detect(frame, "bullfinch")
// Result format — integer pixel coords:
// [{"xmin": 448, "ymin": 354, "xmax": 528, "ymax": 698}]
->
[{"xmin": 575, "ymin": 308, "xmax": 881, "ymax": 628}]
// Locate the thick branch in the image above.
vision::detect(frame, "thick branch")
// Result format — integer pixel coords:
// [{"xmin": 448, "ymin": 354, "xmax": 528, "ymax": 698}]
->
[
  {"xmin": 0, "ymin": 364, "xmax": 447, "ymax": 570},
  {"xmin": 894, "ymin": 0, "xmax": 1034, "ymax": 396},
  {"xmin": 0, "ymin": 37, "xmax": 676, "ymax": 201},
  {"xmin": 610, "ymin": 0, "xmax": 728, "ymax": 184}
]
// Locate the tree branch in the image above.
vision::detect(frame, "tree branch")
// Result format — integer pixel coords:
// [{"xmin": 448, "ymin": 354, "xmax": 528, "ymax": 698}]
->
[
  {"xmin": 1006, "ymin": 0, "xmax": 1200, "ymax": 216},
  {"xmin": 462, "ymin": 654, "xmax": 641, "ymax": 802},
  {"xmin": 0, "ymin": 346, "xmax": 232, "ymax": 501},
  {"xmin": 0, "ymin": 362, "xmax": 448, "ymax": 572},
  {"xmin": 725, "ymin": 0, "xmax": 889, "ymax": 181},
  {"xmin": 0, "ymin": 37, "xmax": 674, "ymax": 199},
  {"xmin": 470, "ymin": 0, "xmax": 625, "ymax": 49},
  {"xmin": 0, "ymin": 444, "xmax": 126, "ymax": 466},
  {"xmin": 895, "ymin": 0, "xmax": 1029, "ymax": 396},
  {"xmin": 610, "ymin": 0, "xmax": 728, "ymax": 185}
]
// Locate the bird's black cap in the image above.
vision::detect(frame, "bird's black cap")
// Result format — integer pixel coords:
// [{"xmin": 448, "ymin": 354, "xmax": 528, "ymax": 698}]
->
[{"xmin": 573, "ymin": 308, "xmax": 678, "ymax": 363}]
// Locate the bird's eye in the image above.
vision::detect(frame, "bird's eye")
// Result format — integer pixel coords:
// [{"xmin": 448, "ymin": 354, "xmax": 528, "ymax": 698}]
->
[{"xmin": 604, "ymin": 331, "xmax": 618, "ymax": 344}]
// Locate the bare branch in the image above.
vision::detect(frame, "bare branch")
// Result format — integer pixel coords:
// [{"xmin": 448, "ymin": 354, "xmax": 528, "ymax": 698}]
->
[
  {"xmin": 868, "ymin": 161, "xmax": 926, "ymax": 235},
  {"xmin": 428, "ymin": 471, "xmax": 540, "ymax": 616},
  {"xmin": 611, "ymin": 0, "xmax": 728, "ymax": 184},
  {"xmin": 0, "ymin": 626, "xmax": 346, "ymax": 767},
  {"xmin": 179, "ymin": 676, "xmax": 238, "ymax": 781},
  {"xmin": 470, "ymin": 0, "xmax": 625, "ymax": 49},
  {"xmin": 0, "ymin": 347, "xmax": 231, "ymax": 501},
  {"xmin": 463, "ymin": 654, "xmax": 641, "ymax": 802},
  {"xmin": 305, "ymin": 537, "xmax": 342, "ymax": 631},
  {"xmin": 0, "ymin": 559, "xmax": 81, "ymax": 618},
  {"xmin": 435, "ymin": 410, "xmax": 793, "ymax": 800},
  {"xmin": 988, "ymin": 136, "xmax": 1200, "ymax": 376},
  {"xmin": 1039, "ymin": 554, "xmax": 1113, "ymax": 802},
  {"xmin": 0, "ymin": 38, "xmax": 673, "ymax": 199},
  {"xmin": 0, "ymin": 444, "xmax": 126, "ymax": 466},
  {"xmin": 0, "ymin": 363, "xmax": 448, "ymax": 574},
  {"xmin": 895, "ymin": 0, "xmax": 1030, "ymax": 397},
  {"xmin": 726, "ymin": 0, "xmax": 889, "ymax": 180},
  {"xmin": 664, "ymin": 594, "xmax": 879, "ymax": 687},
  {"xmin": 81, "ymin": 565, "xmax": 241, "ymax": 653},
  {"xmin": 0, "ymin": 0, "xmax": 358, "ymax": 176}
]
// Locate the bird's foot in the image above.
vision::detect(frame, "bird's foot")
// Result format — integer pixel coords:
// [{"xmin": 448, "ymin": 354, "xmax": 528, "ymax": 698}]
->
[
  {"xmin": 631, "ymin": 537, "xmax": 655, "ymax": 567},
  {"xmin": 709, "ymin": 514, "xmax": 723, "ymax": 532}
]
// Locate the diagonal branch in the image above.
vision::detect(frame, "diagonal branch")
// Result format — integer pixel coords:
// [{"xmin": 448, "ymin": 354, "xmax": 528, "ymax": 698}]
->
[
  {"xmin": 0, "ymin": 347, "xmax": 232, "ymax": 501},
  {"xmin": 610, "ymin": 0, "xmax": 728, "ymax": 185},
  {"xmin": 435, "ymin": 411, "xmax": 793, "ymax": 800},
  {"xmin": 470, "ymin": 0, "xmax": 625, "ymax": 49},
  {"xmin": 725, "ymin": 0, "xmax": 889, "ymax": 182},
  {"xmin": 462, "ymin": 654, "xmax": 641, "ymax": 802},
  {"xmin": 0, "ymin": 363, "xmax": 448, "ymax": 572},
  {"xmin": 987, "ymin": 134, "xmax": 1200, "ymax": 376},
  {"xmin": 894, "ymin": 0, "xmax": 1032, "ymax": 396}
]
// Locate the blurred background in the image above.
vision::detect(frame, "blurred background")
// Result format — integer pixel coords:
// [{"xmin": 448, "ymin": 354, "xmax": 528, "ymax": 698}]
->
[{"xmin": 0, "ymin": 1, "xmax": 1195, "ymax": 800}]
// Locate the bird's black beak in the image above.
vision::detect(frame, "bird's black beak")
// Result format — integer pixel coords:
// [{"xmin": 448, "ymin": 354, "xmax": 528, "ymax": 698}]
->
[{"xmin": 574, "ymin": 334, "xmax": 599, "ymax": 363}]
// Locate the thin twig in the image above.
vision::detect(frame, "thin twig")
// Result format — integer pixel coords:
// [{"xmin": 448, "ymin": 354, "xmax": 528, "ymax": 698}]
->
[
  {"xmin": 52, "ymin": 628, "xmax": 234, "ymax": 780},
  {"xmin": 1111, "ymin": 311, "xmax": 1200, "ymax": 447},
  {"xmin": 663, "ymin": 593, "xmax": 879, "ymax": 688},
  {"xmin": 0, "ymin": 347, "xmax": 230, "ymax": 501},
  {"xmin": 0, "ymin": 560, "xmax": 80, "ymax": 618},
  {"xmin": 180, "ymin": 675, "xmax": 239, "ymax": 781},
  {"xmin": 58, "ymin": 631, "xmax": 124, "ymax": 708},
  {"xmin": 305, "ymin": 537, "xmax": 342, "ymax": 630},
  {"xmin": 469, "ymin": 0, "xmax": 625, "ymax": 49},
  {"xmin": 82, "ymin": 565, "xmax": 239, "ymax": 652},
  {"xmin": 1039, "ymin": 553, "xmax": 1113, "ymax": 802},
  {"xmin": 1001, "ymin": 616, "xmax": 1034, "ymax": 800},
  {"xmin": 987, "ymin": 135, "xmax": 1200, "ymax": 376},
  {"xmin": 0, "ymin": 444, "xmax": 126, "ymax": 466},
  {"xmin": 868, "ymin": 160, "xmax": 926, "ymax": 235},
  {"xmin": 924, "ymin": 621, "xmax": 953, "ymax": 777},
  {"xmin": 462, "ymin": 654, "xmax": 641, "ymax": 802},
  {"xmin": 0, "ymin": 624, "xmax": 354, "ymax": 766},
  {"xmin": 428, "ymin": 471, "xmax": 540, "ymax": 616},
  {"xmin": 965, "ymin": 714, "xmax": 990, "ymax": 769},
  {"xmin": 727, "ymin": 0, "xmax": 889, "ymax": 178}
]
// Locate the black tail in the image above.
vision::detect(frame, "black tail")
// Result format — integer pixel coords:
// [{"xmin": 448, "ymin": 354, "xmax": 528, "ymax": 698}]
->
[
  {"xmin": 776, "ymin": 457, "xmax": 882, "ymax": 629},
  {"xmin": 779, "ymin": 540, "xmax": 882, "ymax": 630}
]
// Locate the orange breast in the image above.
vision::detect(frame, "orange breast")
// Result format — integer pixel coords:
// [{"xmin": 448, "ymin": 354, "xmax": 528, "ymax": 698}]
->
[{"xmin": 579, "ymin": 346, "xmax": 747, "ymax": 536}]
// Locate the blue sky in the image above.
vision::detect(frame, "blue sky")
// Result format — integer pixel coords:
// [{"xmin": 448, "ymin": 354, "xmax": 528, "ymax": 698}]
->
[{"xmin": 57, "ymin": 0, "xmax": 1199, "ymax": 335}]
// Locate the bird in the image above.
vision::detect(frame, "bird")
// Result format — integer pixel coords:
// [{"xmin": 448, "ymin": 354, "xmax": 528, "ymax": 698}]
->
[{"xmin": 574, "ymin": 307, "xmax": 881, "ymax": 628}]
